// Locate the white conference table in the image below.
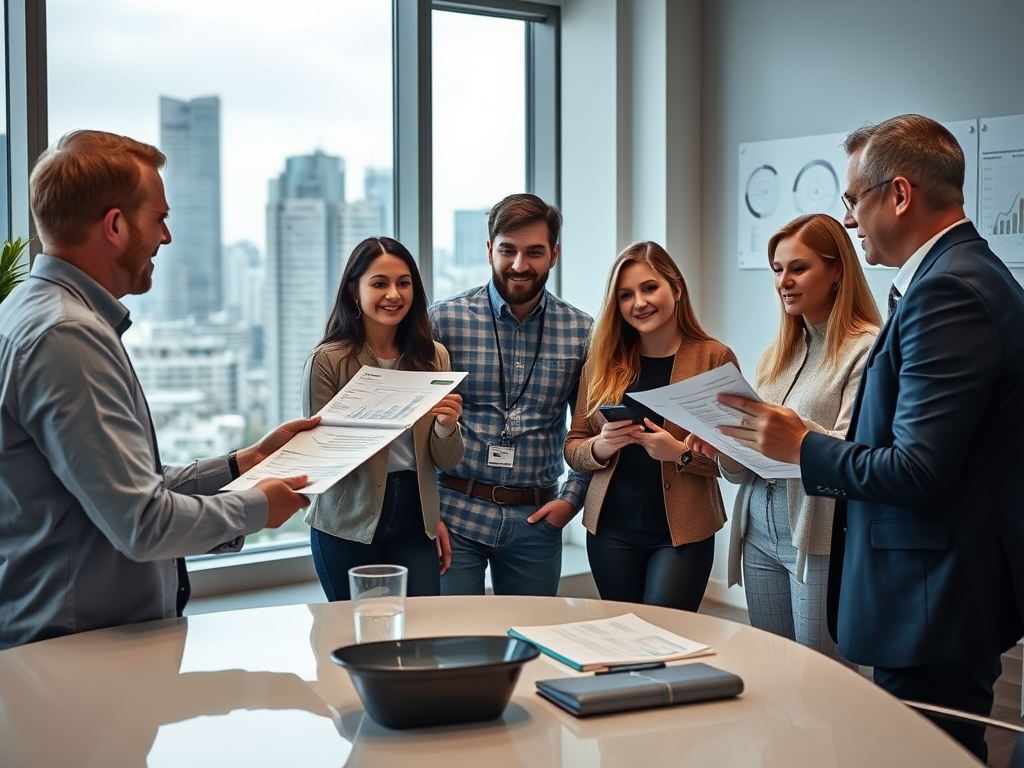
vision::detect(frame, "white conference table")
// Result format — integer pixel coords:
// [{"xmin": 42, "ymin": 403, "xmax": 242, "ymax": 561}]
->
[{"xmin": 0, "ymin": 595, "xmax": 982, "ymax": 767}]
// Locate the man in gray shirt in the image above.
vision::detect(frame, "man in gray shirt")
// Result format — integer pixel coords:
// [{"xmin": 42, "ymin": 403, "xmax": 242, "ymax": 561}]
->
[{"xmin": 0, "ymin": 130, "xmax": 315, "ymax": 649}]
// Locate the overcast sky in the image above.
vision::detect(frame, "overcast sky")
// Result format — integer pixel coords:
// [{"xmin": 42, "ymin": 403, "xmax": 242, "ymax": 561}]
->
[{"xmin": 42, "ymin": 0, "xmax": 524, "ymax": 254}]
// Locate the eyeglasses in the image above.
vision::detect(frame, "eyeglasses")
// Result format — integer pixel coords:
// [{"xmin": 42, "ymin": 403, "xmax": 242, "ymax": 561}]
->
[
  {"xmin": 120, "ymin": 205, "xmax": 170, "ymax": 218},
  {"xmin": 841, "ymin": 179, "xmax": 893, "ymax": 213}
]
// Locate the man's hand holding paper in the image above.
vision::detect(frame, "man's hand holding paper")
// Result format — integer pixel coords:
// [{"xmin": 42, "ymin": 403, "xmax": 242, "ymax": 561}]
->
[
  {"xmin": 628, "ymin": 363, "xmax": 801, "ymax": 479},
  {"xmin": 713, "ymin": 394, "xmax": 809, "ymax": 466}
]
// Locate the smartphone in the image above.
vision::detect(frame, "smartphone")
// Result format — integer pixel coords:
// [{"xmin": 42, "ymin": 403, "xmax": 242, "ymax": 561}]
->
[{"xmin": 598, "ymin": 404, "xmax": 643, "ymax": 425}]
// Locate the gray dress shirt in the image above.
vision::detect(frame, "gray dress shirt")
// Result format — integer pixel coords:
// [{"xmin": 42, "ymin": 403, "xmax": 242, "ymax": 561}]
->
[{"xmin": 0, "ymin": 255, "xmax": 268, "ymax": 649}]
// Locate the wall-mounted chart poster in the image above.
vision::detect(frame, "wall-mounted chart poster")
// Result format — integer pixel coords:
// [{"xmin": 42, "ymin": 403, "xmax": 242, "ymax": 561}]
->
[
  {"xmin": 738, "ymin": 132, "xmax": 847, "ymax": 269},
  {"xmin": 979, "ymin": 114, "xmax": 1024, "ymax": 265},
  {"xmin": 738, "ymin": 120, "xmax": 980, "ymax": 270}
]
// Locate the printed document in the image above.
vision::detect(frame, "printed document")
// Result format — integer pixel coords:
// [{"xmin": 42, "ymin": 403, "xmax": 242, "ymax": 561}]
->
[
  {"xmin": 629, "ymin": 362, "xmax": 801, "ymax": 479},
  {"xmin": 509, "ymin": 613, "xmax": 712, "ymax": 672},
  {"xmin": 221, "ymin": 366, "xmax": 467, "ymax": 494}
]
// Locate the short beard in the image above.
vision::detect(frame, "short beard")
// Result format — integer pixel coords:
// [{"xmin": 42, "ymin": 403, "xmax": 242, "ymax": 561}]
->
[
  {"xmin": 492, "ymin": 266, "xmax": 549, "ymax": 308},
  {"xmin": 115, "ymin": 217, "xmax": 153, "ymax": 295}
]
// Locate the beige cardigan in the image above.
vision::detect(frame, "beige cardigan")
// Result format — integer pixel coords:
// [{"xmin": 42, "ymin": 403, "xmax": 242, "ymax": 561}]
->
[
  {"xmin": 300, "ymin": 341, "xmax": 464, "ymax": 544},
  {"xmin": 722, "ymin": 322, "xmax": 877, "ymax": 586},
  {"xmin": 564, "ymin": 338, "xmax": 738, "ymax": 546}
]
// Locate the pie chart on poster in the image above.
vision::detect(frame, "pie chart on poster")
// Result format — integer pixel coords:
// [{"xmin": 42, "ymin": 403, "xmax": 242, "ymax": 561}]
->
[
  {"xmin": 793, "ymin": 159, "xmax": 839, "ymax": 213},
  {"xmin": 745, "ymin": 165, "xmax": 779, "ymax": 219}
]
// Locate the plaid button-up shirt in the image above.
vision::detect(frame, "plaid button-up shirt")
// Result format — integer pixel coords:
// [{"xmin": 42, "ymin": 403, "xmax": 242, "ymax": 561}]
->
[{"xmin": 428, "ymin": 282, "xmax": 593, "ymax": 545}]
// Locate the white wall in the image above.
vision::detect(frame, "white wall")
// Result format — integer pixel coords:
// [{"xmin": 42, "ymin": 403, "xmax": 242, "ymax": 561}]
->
[{"xmin": 561, "ymin": 0, "xmax": 1024, "ymax": 608}]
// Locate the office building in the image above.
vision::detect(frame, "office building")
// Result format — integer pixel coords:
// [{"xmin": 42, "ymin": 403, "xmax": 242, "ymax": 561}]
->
[
  {"xmin": 336, "ymin": 199, "xmax": 384, "ymax": 264},
  {"xmin": 364, "ymin": 167, "xmax": 394, "ymax": 236},
  {"xmin": 453, "ymin": 208, "xmax": 489, "ymax": 267},
  {"xmin": 156, "ymin": 95, "xmax": 223, "ymax": 322},
  {"xmin": 265, "ymin": 151, "xmax": 346, "ymax": 424}
]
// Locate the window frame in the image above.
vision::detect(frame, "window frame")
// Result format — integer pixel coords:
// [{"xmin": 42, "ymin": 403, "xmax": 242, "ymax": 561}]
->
[
  {"xmin": 394, "ymin": 0, "xmax": 560, "ymax": 300},
  {"xmin": 5, "ymin": 0, "xmax": 562, "ymax": 593}
]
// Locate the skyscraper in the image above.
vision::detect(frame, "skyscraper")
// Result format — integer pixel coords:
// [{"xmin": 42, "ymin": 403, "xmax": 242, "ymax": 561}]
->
[
  {"xmin": 157, "ymin": 95, "xmax": 222, "ymax": 321},
  {"xmin": 336, "ymin": 199, "xmax": 384, "ymax": 265},
  {"xmin": 265, "ymin": 151, "xmax": 346, "ymax": 424},
  {"xmin": 454, "ymin": 208, "xmax": 489, "ymax": 267},
  {"xmin": 364, "ymin": 167, "xmax": 393, "ymax": 236}
]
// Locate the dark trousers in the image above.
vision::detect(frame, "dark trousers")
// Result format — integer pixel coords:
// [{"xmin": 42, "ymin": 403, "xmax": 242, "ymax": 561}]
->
[
  {"xmin": 586, "ymin": 528, "xmax": 715, "ymax": 612},
  {"xmin": 310, "ymin": 471, "xmax": 440, "ymax": 601},
  {"xmin": 874, "ymin": 655, "xmax": 1003, "ymax": 762}
]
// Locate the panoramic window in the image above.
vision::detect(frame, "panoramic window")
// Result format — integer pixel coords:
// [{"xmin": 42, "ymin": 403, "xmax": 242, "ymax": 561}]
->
[
  {"xmin": 46, "ymin": 0, "xmax": 394, "ymax": 550},
  {"xmin": 430, "ymin": 9, "xmax": 526, "ymax": 300}
]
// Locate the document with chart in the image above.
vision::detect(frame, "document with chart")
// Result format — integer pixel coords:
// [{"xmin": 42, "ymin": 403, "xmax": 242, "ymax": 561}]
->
[
  {"xmin": 221, "ymin": 366, "xmax": 467, "ymax": 494},
  {"xmin": 629, "ymin": 362, "xmax": 801, "ymax": 479}
]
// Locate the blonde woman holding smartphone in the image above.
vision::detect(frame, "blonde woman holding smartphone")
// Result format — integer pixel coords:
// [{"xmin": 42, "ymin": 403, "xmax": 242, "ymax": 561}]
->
[{"xmin": 565, "ymin": 241, "xmax": 737, "ymax": 610}]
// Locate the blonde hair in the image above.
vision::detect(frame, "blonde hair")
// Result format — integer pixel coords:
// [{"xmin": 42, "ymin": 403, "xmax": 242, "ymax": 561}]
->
[
  {"xmin": 586, "ymin": 241, "xmax": 713, "ymax": 417},
  {"xmin": 759, "ymin": 214, "xmax": 880, "ymax": 384},
  {"xmin": 30, "ymin": 130, "xmax": 166, "ymax": 247}
]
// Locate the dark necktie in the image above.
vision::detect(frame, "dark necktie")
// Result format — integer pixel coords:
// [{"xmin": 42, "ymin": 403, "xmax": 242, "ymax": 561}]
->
[{"xmin": 887, "ymin": 284, "xmax": 901, "ymax": 318}]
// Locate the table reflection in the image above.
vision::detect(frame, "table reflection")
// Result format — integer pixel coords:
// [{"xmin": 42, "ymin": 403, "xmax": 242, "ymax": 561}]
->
[{"xmin": 0, "ymin": 617, "xmax": 347, "ymax": 768}]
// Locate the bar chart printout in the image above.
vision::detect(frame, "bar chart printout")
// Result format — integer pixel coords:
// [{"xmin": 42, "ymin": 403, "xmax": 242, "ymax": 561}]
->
[{"xmin": 979, "ymin": 114, "xmax": 1024, "ymax": 264}]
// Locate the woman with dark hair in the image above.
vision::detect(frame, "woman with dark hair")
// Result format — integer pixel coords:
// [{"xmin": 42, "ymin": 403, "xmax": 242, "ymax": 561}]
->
[
  {"xmin": 301, "ymin": 237, "xmax": 464, "ymax": 600},
  {"xmin": 688, "ymin": 213, "xmax": 880, "ymax": 662},
  {"xmin": 564, "ymin": 241, "xmax": 737, "ymax": 610}
]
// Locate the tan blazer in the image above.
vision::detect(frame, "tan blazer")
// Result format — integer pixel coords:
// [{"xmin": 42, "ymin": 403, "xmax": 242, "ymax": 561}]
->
[
  {"xmin": 301, "ymin": 341, "xmax": 464, "ymax": 544},
  {"xmin": 564, "ymin": 338, "xmax": 737, "ymax": 546}
]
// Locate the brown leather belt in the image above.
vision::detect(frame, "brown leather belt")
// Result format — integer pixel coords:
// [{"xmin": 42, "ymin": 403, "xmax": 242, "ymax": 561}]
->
[{"xmin": 439, "ymin": 474, "xmax": 559, "ymax": 506}]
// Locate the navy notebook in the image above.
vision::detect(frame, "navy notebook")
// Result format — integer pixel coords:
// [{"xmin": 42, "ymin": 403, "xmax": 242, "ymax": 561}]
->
[{"xmin": 536, "ymin": 662, "xmax": 744, "ymax": 717}]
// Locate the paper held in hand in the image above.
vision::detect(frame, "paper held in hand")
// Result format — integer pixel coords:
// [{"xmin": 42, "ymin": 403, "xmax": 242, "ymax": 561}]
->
[
  {"xmin": 508, "ymin": 613, "xmax": 713, "ymax": 673},
  {"xmin": 220, "ymin": 366, "xmax": 467, "ymax": 494},
  {"xmin": 629, "ymin": 362, "xmax": 801, "ymax": 479}
]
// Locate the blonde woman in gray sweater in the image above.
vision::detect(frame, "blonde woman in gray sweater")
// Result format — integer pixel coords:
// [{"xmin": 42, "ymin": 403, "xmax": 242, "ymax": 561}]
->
[{"xmin": 690, "ymin": 214, "xmax": 880, "ymax": 662}]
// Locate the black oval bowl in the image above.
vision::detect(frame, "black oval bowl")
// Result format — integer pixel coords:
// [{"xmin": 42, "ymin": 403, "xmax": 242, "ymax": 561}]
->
[{"xmin": 330, "ymin": 635, "xmax": 540, "ymax": 729}]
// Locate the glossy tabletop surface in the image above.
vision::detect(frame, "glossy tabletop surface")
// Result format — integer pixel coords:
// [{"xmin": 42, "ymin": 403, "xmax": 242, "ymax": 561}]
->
[{"xmin": 0, "ymin": 596, "xmax": 981, "ymax": 767}]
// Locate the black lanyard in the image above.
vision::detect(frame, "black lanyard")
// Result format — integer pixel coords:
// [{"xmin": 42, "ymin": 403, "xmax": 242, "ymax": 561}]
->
[{"xmin": 489, "ymin": 296, "xmax": 545, "ymax": 429}]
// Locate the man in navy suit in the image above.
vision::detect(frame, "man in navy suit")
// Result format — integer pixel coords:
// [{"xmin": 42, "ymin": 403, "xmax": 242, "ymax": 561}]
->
[{"xmin": 704, "ymin": 114, "xmax": 1024, "ymax": 760}]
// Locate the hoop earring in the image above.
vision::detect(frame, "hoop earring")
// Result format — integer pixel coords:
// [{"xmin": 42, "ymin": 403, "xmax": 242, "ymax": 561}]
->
[
  {"xmin": 354, "ymin": 299, "xmax": 362, "ymax": 318},
  {"xmin": 833, "ymin": 279, "xmax": 841, "ymax": 292}
]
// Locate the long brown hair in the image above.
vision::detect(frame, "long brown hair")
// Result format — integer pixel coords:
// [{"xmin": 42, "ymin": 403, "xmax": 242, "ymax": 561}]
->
[
  {"xmin": 585, "ymin": 241, "xmax": 712, "ymax": 416},
  {"xmin": 319, "ymin": 237, "xmax": 437, "ymax": 371},
  {"xmin": 759, "ymin": 214, "xmax": 880, "ymax": 384}
]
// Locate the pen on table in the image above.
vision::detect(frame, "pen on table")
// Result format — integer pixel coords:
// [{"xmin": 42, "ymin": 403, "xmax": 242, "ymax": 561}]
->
[{"xmin": 594, "ymin": 661, "xmax": 667, "ymax": 675}]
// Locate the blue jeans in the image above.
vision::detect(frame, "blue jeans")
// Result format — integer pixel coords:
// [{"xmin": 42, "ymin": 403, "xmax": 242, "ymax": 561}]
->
[
  {"xmin": 310, "ymin": 471, "xmax": 440, "ymax": 601},
  {"xmin": 440, "ymin": 504, "xmax": 563, "ymax": 596}
]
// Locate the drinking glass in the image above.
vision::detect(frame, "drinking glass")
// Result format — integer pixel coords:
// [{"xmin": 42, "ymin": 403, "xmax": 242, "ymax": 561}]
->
[{"xmin": 348, "ymin": 564, "xmax": 408, "ymax": 643}]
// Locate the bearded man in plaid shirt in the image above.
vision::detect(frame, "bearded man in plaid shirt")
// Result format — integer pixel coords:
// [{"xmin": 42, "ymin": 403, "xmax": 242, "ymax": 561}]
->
[{"xmin": 429, "ymin": 193, "xmax": 592, "ymax": 596}]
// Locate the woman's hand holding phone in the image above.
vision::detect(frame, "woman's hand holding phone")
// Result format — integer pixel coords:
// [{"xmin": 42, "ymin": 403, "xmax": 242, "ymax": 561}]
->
[{"xmin": 592, "ymin": 404, "xmax": 645, "ymax": 463}]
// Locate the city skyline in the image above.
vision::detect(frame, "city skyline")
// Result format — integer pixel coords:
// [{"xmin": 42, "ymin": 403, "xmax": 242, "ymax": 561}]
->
[{"xmin": 42, "ymin": 0, "xmax": 525, "ymax": 254}]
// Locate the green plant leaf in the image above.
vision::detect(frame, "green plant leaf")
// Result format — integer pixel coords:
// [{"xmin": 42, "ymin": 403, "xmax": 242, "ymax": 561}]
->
[{"xmin": 0, "ymin": 237, "xmax": 30, "ymax": 304}]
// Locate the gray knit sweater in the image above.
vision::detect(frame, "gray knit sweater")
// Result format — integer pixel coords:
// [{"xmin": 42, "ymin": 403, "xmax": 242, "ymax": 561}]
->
[{"xmin": 722, "ymin": 321, "xmax": 877, "ymax": 586}]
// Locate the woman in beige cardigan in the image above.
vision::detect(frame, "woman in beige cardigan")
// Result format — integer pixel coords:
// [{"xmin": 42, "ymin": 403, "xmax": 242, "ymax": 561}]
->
[
  {"xmin": 565, "ymin": 241, "xmax": 737, "ymax": 610},
  {"xmin": 688, "ymin": 214, "xmax": 879, "ymax": 661},
  {"xmin": 301, "ymin": 237, "xmax": 464, "ymax": 600}
]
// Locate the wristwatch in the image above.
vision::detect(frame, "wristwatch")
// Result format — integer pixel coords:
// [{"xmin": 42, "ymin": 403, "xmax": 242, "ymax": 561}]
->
[{"xmin": 675, "ymin": 450, "xmax": 693, "ymax": 469}]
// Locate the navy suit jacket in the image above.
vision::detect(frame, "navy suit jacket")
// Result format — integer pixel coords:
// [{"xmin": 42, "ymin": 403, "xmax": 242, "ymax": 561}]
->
[{"xmin": 802, "ymin": 222, "xmax": 1024, "ymax": 668}]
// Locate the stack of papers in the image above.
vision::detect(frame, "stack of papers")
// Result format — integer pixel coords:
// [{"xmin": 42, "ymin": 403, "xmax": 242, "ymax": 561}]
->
[
  {"xmin": 508, "ymin": 613, "xmax": 713, "ymax": 673},
  {"xmin": 221, "ymin": 366, "xmax": 466, "ymax": 494}
]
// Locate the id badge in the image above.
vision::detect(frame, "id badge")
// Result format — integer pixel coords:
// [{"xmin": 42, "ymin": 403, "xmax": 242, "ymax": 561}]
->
[{"xmin": 487, "ymin": 445, "xmax": 516, "ymax": 468}]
